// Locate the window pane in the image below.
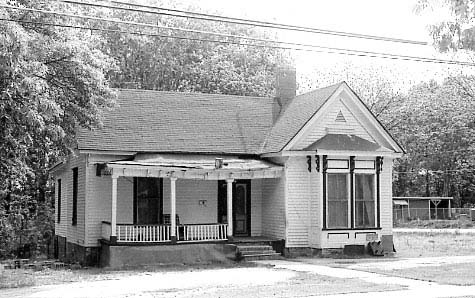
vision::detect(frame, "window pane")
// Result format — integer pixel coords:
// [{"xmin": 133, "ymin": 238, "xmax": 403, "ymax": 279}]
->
[
  {"xmin": 355, "ymin": 174, "xmax": 375, "ymax": 228},
  {"xmin": 327, "ymin": 174, "xmax": 348, "ymax": 228}
]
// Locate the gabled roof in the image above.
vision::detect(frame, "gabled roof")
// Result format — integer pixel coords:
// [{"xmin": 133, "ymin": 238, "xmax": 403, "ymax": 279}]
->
[
  {"xmin": 303, "ymin": 134, "xmax": 383, "ymax": 152},
  {"xmin": 261, "ymin": 82, "xmax": 342, "ymax": 153},
  {"xmin": 77, "ymin": 89, "xmax": 274, "ymax": 155}
]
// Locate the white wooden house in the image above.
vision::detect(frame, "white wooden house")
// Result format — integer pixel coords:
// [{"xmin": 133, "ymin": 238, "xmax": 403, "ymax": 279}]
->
[{"xmin": 50, "ymin": 68, "xmax": 404, "ymax": 266}]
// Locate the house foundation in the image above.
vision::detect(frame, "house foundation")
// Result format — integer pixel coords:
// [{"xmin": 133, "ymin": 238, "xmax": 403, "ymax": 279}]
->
[{"xmin": 100, "ymin": 242, "xmax": 237, "ymax": 268}]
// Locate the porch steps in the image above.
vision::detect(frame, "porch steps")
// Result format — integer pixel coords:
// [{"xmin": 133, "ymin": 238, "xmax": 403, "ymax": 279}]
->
[{"xmin": 235, "ymin": 244, "xmax": 282, "ymax": 261}]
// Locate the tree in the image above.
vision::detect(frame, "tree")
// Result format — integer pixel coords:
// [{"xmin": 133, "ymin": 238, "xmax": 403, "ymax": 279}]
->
[
  {"xmin": 390, "ymin": 76, "xmax": 475, "ymax": 205},
  {"xmin": 416, "ymin": 0, "xmax": 475, "ymax": 52},
  {"xmin": 0, "ymin": 0, "xmax": 116, "ymax": 257},
  {"xmin": 96, "ymin": 0, "xmax": 286, "ymax": 96}
]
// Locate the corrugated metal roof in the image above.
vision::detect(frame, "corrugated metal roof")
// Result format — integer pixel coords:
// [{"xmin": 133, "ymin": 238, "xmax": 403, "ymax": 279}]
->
[{"xmin": 108, "ymin": 153, "xmax": 282, "ymax": 171}]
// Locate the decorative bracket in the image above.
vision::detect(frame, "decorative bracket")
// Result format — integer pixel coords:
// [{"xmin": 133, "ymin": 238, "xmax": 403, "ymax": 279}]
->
[
  {"xmin": 307, "ymin": 155, "xmax": 312, "ymax": 172},
  {"xmin": 315, "ymin": 155, "xmax": 320, "ymax": 172},
  {"xmin": 376, "ymin": 156, "xmax": 384, "ymax": 173}
]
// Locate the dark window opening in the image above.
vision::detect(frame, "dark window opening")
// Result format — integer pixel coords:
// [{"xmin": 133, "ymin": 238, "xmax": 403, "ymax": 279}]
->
[{"xmin": 72, "ymin": 167, "xmax": 78, "ymax": 226}]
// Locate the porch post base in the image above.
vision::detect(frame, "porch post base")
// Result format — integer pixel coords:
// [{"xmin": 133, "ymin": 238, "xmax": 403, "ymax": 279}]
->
[
  {"xmin": 109, "ymin": 236, "xmax": 117, "ymax": 245},
  {"xmin": 171, "ymin": 236, "xmax": 177, "ymax": 244},
  {"xmin": 227, "ymin": 235, "xmax": 234, "ymax": 242}
]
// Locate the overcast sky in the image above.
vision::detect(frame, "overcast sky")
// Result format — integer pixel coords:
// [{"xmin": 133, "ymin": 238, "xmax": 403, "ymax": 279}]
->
[{"xmin": 177, "ymin": 0, "xmax": 471, "ymax": 90}]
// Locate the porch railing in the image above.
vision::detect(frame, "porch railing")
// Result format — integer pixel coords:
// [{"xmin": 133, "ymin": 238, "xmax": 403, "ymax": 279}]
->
[
  {"xmin": 101, "ymin": 222, "xmax": 228, "ymax": 243},
  {"xmin": 179, "ymin": 224, "xmax": 228, "ymax": 241},
  {"xmin": 117, "ymin": 224, "xmax": 171, "ymax": 242}
]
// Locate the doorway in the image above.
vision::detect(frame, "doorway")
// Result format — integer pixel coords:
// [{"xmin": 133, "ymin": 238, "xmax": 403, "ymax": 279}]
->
[{"xmin": 217, "ymin": 180, "xmax": 251, "ymax": 236}]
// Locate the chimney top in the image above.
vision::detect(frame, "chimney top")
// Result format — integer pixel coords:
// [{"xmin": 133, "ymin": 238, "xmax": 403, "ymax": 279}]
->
[{"xmin": 273, "ymin": 66, "xmax": 296, "ymax": 122}]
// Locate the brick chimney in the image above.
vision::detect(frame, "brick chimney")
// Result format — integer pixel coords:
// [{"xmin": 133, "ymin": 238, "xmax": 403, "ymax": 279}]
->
[{"xmin": 273, "ymin": 66, "xmax": 296, "ymax": 122}]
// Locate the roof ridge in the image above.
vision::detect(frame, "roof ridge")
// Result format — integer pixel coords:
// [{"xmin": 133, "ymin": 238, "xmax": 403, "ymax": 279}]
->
[{"xmin": 115, "ymin": 88, "xmax": 273, "ymax": 100}]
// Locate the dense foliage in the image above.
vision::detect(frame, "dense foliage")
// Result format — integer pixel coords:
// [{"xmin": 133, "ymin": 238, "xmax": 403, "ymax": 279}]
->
[{"xmin": 417, "ymin": 0, "xmax": 475, "ymax": 52}]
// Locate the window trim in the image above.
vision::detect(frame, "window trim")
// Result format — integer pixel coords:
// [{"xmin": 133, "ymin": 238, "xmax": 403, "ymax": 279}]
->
[
  {"xmin": 323, "ymin": 155, "xmax": 381, "ymax": 231},
  {"xmin": 57, "ymin": 179, "xmax": 61, "ymax": 223},
  {"xmin": 72, "ymin": 167, "xmax": 78, "ymax": 226}
]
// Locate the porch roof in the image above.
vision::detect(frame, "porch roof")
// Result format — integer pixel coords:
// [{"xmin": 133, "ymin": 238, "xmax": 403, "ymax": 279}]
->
[{"xmin": 107, "ymin": 154, "xmax": 283, "ymax": 180}]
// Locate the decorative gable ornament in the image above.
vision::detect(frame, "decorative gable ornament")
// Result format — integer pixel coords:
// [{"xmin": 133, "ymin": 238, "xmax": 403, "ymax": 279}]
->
[{"xmin": 335, "ymin": 110, "xmax": 346, "ymax": 122}]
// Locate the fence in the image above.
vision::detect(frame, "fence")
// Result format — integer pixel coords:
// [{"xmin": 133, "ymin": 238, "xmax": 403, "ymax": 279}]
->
[{"xmin": 393, "ymin": 207, "xmax": 473, "ymax": 222}]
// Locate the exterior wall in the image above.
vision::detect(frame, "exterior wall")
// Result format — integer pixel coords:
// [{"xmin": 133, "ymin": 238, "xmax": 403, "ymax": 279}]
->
[
  {"xmin": 285, "ymin": 156, "xmax": 320, "ymax": 248},
  {"xmin": 293, "ymin": 98, "xmax": 375, "ymax": 150},
  {"xmin": 85, "ymin": 173, "xmax": 133, "ymax": 247},
  {"xmin": 380, "ymin": 158, "xmax": 393, "ymax": 235},
  {"xmin": 250, "ymin": 179, "xmax": 262, "ymax": 236},
  {"xmin": 53, "ymin": 153, "xmax": 86, "ymax": 246},
  {"xmin": 163, "ymin": 179, "xmax": 218, "ymax": 224},
  {"xmin": 262, "ymin": 177, "xmax": 286, "ymax": 240}
]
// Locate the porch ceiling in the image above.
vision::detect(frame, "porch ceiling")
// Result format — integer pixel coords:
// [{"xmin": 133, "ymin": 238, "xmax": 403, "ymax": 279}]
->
[{"xmin": 106, "ymin": 153, "xmax": 283, "ymax": 180}]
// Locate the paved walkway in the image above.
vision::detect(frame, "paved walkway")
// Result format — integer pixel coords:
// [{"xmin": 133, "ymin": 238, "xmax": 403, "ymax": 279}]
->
[
  {"xmin": 394, "ymin": 228, "xmax": 475, "ymax": 234},
  {"xmin": 256, "ymin": 257, "xmax": 475, "ymax": 298}
]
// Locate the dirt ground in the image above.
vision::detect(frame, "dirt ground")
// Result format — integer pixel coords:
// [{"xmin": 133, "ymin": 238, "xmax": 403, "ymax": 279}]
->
[{"xmin": 2, "ymin": 231, "xmax": 475, "ymax": 297}]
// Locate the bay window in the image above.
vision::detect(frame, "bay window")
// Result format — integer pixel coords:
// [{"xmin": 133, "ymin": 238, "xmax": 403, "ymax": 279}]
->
[{"xmin": 323, "ymin": 156, "xmax": 380, "ymax": 230}]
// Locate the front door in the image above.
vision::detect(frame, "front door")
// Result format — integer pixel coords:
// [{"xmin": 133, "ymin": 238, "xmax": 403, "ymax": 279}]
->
[
  {"xmin": 134, "ymin": 177, "xmax": 163, "ymax": 224},
  {"xmin": 217, "ymin": 180, "xmax": 251, "ymax": 236}
]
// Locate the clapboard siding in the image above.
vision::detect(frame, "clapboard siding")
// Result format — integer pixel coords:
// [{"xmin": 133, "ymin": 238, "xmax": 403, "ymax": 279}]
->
[
  {"xmin": 53, "ymin": 154, "xmax": 86, "ymax": 245},
  {"xmin": 293, "ymin": 98, "xmax": 375, "ymax": 150},
  {"xmin": 262, "ymin": 177, "xmax": 286, "ymax": 239},
  {"xmin": 251, "ymin": 179, "xmax": 262, "ymax": 236},
  {"xmin": 285, "ymin": 156, "xmax": 321, "ymax": 247},
  {"xmin": 54, "ymin": 170, "xmax": 67, "ymax": 237},
  {"xmin": 380, "ymin": 158, "xmax": 393, "ymax": 234},
  {"xmin": 162, "ymin": 179, "xmax": 218, "ymax": 224}
]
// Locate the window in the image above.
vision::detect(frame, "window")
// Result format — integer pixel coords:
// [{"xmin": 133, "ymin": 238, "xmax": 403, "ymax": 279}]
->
[
  {"xmin": 72, "ymin": 167, "xmax": 78, "ymax": 226},
  {"xmin": 355, "ymin": 174, "xmax": 376, "ymax": 228},
  {"xmin": 327, "ymin": 174, "xmax": 348, "ymax": 228},
  {"xmin": 57, "ymin": 179, "xmax": 61, "ymax": 223},
  {"xmin": 134, "ymin": 178, "xmax": 162, "ymax": 225},
  {"xmin": 324, "ymin": 157, "xmax": 379, "ymax": 230}
]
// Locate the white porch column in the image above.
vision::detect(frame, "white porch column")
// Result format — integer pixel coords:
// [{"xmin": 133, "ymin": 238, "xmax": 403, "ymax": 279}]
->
[
  {"xmin": 111, "ymin": 174, "xmax": 118, "ymax": 243},
  {"xmin": 170, "ymin": 177, "xmax": 177, "ymax": 242},
  {"xmin": 226, "ymin": 178, "xmax": 234, "ymax": 240}
]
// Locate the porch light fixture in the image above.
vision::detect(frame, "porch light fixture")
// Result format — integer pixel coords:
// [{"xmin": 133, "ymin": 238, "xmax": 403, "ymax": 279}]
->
[{"xmin": 215, "ymin": 158, "xmax": 223, "ymax": 169}]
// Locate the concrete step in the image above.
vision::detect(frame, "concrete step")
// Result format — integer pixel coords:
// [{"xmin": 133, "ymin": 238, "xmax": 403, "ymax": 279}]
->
[
  {"xmin": 237, "ymin": 245, "xmax": 273, "ymax": 252},
  {"xmin": 242, "ymin": 252, "xmax": 282, "ymax": 261},
  {"xmin": 241, "ymin": 250, "xmax": 276, "ymax": 256}
]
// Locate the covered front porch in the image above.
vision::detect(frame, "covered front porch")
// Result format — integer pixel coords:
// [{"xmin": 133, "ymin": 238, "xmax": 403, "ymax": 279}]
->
[{"xmin": 99, "ymin": 154, "xmax": 283, "ymax": 245}]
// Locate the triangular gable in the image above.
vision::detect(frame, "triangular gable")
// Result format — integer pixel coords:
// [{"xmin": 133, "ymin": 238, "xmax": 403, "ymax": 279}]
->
[
  {"xmin": 292, "ymin": 97, "xmax": 376, "ymax": 150},
  {"xmin": 283, "ymin": 82, "xmax": 404, "ymax": 154}
]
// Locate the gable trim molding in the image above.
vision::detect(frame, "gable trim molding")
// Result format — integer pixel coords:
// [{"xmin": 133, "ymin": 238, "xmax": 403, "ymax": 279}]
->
[{"xmin": 282, "ymin": 83, "xmax": 404, "ymax": 154}]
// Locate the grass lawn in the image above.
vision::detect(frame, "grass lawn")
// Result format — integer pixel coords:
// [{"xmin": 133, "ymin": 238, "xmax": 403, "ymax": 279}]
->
[
  {"xmin": 394, "ymin": 230, "xmax": 475, "ymax": 258},
  {"xmin": 371, "ymin": 262, "xmax": 475, "ymax": 286},
  {"xmin": 394, "ymin": 218, "xmax": 474, "ymax": 229}
]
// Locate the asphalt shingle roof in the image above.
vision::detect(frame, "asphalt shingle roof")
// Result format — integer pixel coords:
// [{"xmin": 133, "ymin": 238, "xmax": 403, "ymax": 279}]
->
[
  {"xmin": 261, "ymin": 82, "xmax": 343, "ymax": 153},
  {"xmin": 78, "ymin": 83, "xmax": 346, "ymax": 155},
  {"xmin": 77, "ymin": 89, "xmax": 274, "ymax": 155}
]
